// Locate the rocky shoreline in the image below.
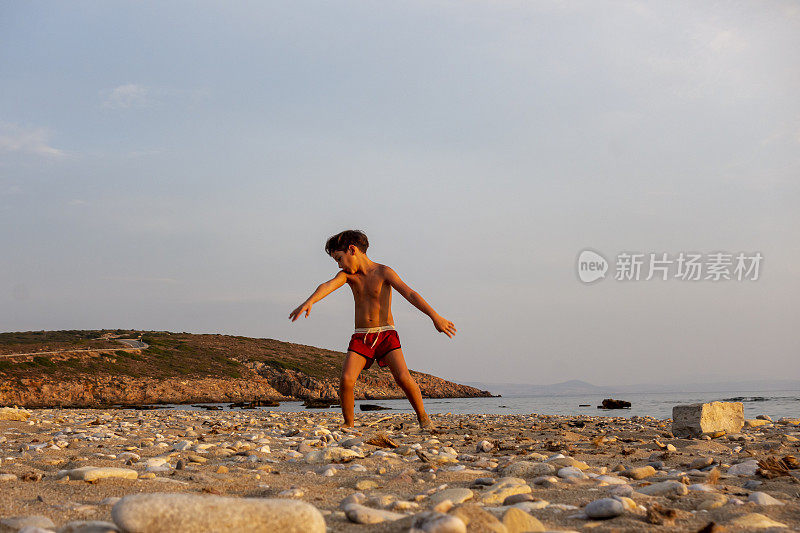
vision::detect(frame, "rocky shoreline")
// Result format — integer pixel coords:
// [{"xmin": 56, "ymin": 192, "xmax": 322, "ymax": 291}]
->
[
  {"xmin": 0, "ymin": 407, "xmax": 798, "ymax": 532},
  {"xmin": 0, "ymin": 366, "xmax": 492, "ymax": 409}
]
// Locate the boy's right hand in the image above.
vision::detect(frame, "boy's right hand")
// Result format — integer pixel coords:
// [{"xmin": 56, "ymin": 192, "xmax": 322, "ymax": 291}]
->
[{"xmin": 289, "ymin": 301, "xmax": 312, "ymax": 322}]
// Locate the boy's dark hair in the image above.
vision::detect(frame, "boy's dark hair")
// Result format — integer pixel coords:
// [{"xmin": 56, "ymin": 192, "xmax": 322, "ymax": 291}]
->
[{"xmin": 325, "ymin": 230, "xmax": 369, "ymax": 256}]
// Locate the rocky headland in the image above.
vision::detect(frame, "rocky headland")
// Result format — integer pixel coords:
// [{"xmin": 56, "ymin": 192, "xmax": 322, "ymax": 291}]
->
[{"xmin": 0, "ymin": 330, "xmax": 492, "ymax": 408}]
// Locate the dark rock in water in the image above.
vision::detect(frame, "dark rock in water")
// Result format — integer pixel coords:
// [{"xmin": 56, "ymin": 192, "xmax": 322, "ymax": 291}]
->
[
  {"xmin": 303, "ymin": 398, "xmax": 339, "ymax": 409},
  {"xmin": 598, "ymin": 398, "xmax": 631, "ymax": 409},
  {"xmin": 579, "ymin": 404, "xmax": 590, "ymax": 407},
  {"xmin": 359, "ymin": 404, "xmax": 391, "ymax": 411},
  {"xmin": 229, "ymin": 399, "xmax": 280, "ymax": 409},
  {"xmin": 194, "ymin": 404, "xmax": 223, "ymax": 410}
]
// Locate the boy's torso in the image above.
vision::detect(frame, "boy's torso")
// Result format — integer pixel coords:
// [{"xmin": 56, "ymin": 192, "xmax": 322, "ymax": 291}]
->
[{"xmin": 344, "ymin": 263, "xmax": 394, "ymax": 329}]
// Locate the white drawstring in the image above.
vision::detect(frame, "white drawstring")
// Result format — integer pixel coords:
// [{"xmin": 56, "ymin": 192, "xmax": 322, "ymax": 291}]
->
[{"xmin": 354, "ymin": 325, "xmax": 395, "ymax": 349}]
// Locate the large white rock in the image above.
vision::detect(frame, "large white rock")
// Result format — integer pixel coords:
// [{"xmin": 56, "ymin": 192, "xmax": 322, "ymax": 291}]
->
[
  {"xmin": 672, "ymin": 402, "xmax": 743, "ymax": 438},
  {"xmin": 111, "ymin": 493, "xmax": 325, "ymax": 533}
]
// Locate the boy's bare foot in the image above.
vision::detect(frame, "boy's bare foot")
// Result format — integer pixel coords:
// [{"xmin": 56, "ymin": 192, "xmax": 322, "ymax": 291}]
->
[{"xmin": 418, "ymin": 415, "xmax": 432, "ymax": 429}]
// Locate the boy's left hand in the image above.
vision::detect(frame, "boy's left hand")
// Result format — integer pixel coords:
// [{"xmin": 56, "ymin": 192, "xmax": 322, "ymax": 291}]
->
[{"xmin": 433, "ymin": 315, "xmax": 457, "ymax": 338}]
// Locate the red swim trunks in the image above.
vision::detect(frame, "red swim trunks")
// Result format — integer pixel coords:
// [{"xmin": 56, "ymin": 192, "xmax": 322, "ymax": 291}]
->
[{"xmin": 347, "ymin": 328, "xmax": 401, "ymax": 369}]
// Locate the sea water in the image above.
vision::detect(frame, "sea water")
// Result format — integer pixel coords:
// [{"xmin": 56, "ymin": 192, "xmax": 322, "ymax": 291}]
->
[{"xmin": 161, "ymin": 390, "xmax": 799, "ymax": 420}]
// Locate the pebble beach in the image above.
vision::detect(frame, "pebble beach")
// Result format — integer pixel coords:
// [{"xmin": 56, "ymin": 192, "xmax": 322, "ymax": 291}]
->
[{"xmin": 1, "ymin": 407, "xmax": 798, "ymax": 532}]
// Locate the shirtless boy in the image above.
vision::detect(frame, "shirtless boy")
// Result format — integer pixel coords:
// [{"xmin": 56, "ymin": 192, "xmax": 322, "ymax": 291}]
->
[{"xmin": 289, "ymin": 230, "xmax": 457, "ymax": 428}]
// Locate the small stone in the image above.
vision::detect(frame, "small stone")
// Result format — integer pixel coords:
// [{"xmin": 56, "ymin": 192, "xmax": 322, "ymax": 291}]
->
[
  {"xmin": 502, "ymin": 461, "xmax": 555, "ymax": 478},
  {"xmin": 57, "ymin": 520, "xmax": 120, "ymax": 532},
  {"xmin": 621, "ymin": 466, "xmax": 656, "ymax": 480},
  {"xmin": 57, "ymin": 467, "xmax": 138, "ymax": 482},
  {"xmin": 595, "ymin": 475, "xmax": 628, "ymax": 485},
  {"xmin": 502, "ymin": 507, "xmax": 545, "ymax": 533},
  {"xmin": 689, "ymin": 457, "xmax": 714, "ymax": 470},
  {"xmin": 557, "ymin": 467, "xmax": 586, "ymax": 479},
  {"xmin": 584, "ymin": 498, "xmax": 624, "ymax": 519},
  {"xmin": 339, "ymin": 437, "xmax": 363, "ymax": 448},
  {"xmin": 339, "ymin": 493, "xmax": 365, "ymax": 509},
  {"xmin": 502, "ymin": 493, "xmax": 534, "ymax": 506},
  {"xmin": 0, "ymin": 407, "xmax": 31, "ymax": 421},
  {"xmin": 432, "ymin": 500, "xmax": 453, "ymax": 513},
  {"xmin": 216, "ymin": 466, "xmax": 229, "ymax": 474},
  {"xmin": 615, "ymin": 496, "xmax": 637, "ymax": 511},
  {"xmin": 450, "ymin": 504, "xmax": 506, "ymax": 533},
  {"xmin": 727, "ymin": 513, "xmax": 787, "ymax": 529},
  {"xmin": 0, "ymin": 473, "xmax": 17, "ymax": 482},
  {"xmin": 481, "ymin": 478, "xmax": 531, "ymax": 505},
  {"xmin": 697, "ymin": 494, "xmax": 727, "ymax": 510},
  {"xmin": 355, "ymin": 479, "xmax": 379, "ymax": 490},
  {"xmin": 175, "ymin": 459, "xmax": 185, "ymax": 470},
  {"xmin": 0, "ymin": 516, "xmax": 56, "ymax": 531},
  {"xmin": 410, "ymin": 511, "xmax": 467, "ymax": 533},
  {"xmin": 430, "ymin": 488, "xmax": 473, "ymax": 505},
  {"xmin": 748, "ymin": 492, "xmax": 783, "ymax": 506},
  {"xmin": 547, "ymin": 457, "xmax": 589, "ymax": 470},
  {"xmin": 391, "ymin": 501, "xmax": 419, "ymax": 512},
  {"xmin": 477, "ymin": 440, "xmax": 494, "ymax": 453},
  {"xmin": 112, "ymin": 493, "xmax": 325, "ymax": 532},
  {"xmin": 636, "ymin": 480, "xmax": 689, "ymax": 497},
  {"xmin": 513, "ymin": 500, "xmax": 549, "ymax": 512},
  {"xmin": 727, "ymin": 460, "xmax": 758, "ymax": 476},
  {"xmin": 305, "ymin": 447, "xmax": 362, "ymax": 464},
  {"xmin": 343, "ymin": 503, "xmax": 404, "ymax": 524}
]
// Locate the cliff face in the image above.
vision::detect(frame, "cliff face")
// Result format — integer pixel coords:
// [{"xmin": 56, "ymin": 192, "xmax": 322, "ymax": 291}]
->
[
  {"xmin": 0, "ymin": 330, "xmax": 493, "ymax": 408},
  {"xmin": 249, "ymin": 362, "xmax": 491, "ymax": 400},
  {"xmin": 0, "ymin": 376, "xmax": 288, "ymax": 408}
]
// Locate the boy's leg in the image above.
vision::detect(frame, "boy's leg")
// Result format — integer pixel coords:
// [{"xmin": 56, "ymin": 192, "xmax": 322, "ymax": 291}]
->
[
  {"xmin": 382, "ymin": 348, "xmax": 430, "ymax": 427},
  {"xmin": 340, "ymin": 351, "xmax": 368, "ymax": 427}
]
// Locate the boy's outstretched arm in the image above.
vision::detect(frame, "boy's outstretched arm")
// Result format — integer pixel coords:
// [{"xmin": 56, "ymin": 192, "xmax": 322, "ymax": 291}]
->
[
  {"xmin": 385, "ymin": 267, "xmax": 457, "ymax": 338},
  {"xmin": 289, "ymin": 271, "xmax": 347, "ymax": 322}
]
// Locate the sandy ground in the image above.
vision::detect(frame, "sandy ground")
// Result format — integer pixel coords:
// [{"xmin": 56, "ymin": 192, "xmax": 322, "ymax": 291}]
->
[{"xmin": 0, "ymin": 408, "xmax": 798, "ymax": 532}]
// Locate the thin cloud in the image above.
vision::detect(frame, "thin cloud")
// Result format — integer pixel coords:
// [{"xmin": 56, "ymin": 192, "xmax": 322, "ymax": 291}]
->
[
  {"xmin": 0, "ymin": 122, "xmax": 66, "ymax": 157},
  {"xmin": 101, "ymin": 84, "xmax": 151, "ymax": 109}
]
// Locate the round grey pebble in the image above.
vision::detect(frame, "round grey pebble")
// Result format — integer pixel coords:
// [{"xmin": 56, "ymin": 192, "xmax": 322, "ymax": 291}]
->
[{"xmin": 584, "ymin": 498, "xmax": 624, "ymax": 519}]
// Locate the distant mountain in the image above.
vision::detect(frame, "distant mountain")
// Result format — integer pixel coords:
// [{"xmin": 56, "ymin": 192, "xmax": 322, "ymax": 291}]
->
[
  {"xmin": 465, "ymin": 379, "xmax": 615, "ymax": 397},
  {"xmin": 466, "ymin": 378, "xmax": 800, "ymax": 397},
  {"xmin": 615, "ymin": 379, "xmax": 800, "ymax": 394}
]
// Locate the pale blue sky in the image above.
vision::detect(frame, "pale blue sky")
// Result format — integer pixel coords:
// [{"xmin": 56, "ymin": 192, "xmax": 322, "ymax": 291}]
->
[{"xmin": 2, "ymin": 1, "xmax": 798, "ymax": 386}]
